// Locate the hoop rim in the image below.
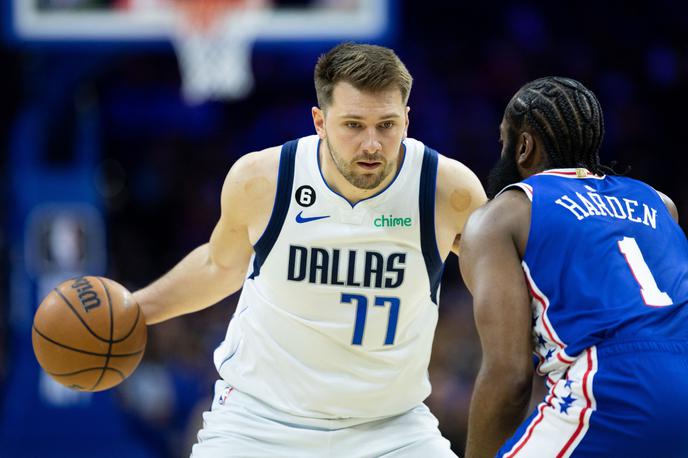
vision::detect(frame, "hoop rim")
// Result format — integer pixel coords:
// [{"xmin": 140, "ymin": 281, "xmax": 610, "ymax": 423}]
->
[{"xmin": 170, "ymin": 0, "xmax": 263, "ymax": 33}]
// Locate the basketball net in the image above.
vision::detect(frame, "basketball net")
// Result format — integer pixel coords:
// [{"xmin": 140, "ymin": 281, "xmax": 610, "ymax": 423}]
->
[{"xmin": 170, "ymin": 0, "xmax": 270, "ymax": 104}]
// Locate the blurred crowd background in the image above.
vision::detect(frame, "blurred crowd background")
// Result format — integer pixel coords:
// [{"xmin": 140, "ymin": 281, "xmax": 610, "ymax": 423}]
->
[{"xmin": 1, "ymin": 0, "xmax": 687, "ymax": 457}]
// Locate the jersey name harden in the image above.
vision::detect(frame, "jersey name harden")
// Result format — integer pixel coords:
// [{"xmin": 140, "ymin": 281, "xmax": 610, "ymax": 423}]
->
[
  {"xmin": 554, "ymin": 185, "xmax": 659, "ymax": 229},
  {"xmin": 287, "ymin": 245, "xmax": 406, "ymax": 288}
]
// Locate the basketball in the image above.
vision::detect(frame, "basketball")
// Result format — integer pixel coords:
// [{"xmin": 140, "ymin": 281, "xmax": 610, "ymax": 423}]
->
[{"xmin": 32, "ymin": 276, "xmax": 147, "ymax": 392}]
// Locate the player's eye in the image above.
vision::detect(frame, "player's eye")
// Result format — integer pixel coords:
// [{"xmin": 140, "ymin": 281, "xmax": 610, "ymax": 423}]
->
[
  {"xmin": 345, "ymin": 121, "xmax": 361, "ymax": 129},
  {"xmin": 380, "ymin": 121, "xmax": 394, "ymax": 129}
]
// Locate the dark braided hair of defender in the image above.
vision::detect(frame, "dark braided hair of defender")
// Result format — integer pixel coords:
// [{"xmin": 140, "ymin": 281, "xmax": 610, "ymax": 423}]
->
[{"xmin": 505, "ymin": 76, "xmax": 617, "ymax": 176}]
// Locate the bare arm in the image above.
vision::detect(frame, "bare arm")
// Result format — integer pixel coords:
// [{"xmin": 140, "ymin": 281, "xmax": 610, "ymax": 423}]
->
[
  {"xmin": 656, "ymin": 190, "xmax": 679, "ymax": 223},
  {"xmin": 459, "ymin": 190, "xmax": 534, "ymax": 458},
  {"xmin": 134, "ymin": 148, "xmax": 279, "ymax": 324},
  {"xmin": 435, "ymin": 155, "xmax": 487, "ymax": 258}
]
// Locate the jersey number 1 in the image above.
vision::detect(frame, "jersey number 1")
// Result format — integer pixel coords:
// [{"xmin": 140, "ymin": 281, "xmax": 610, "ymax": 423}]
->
[{"xmin": 618, "ymin": 236, "xmax": 673, "ymax": 307}]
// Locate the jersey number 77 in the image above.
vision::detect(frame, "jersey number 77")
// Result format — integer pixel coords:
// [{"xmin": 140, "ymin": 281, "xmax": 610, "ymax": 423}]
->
[{"xmin": 341, "ymin": 293, "xmax": 400, "ymax": 345}]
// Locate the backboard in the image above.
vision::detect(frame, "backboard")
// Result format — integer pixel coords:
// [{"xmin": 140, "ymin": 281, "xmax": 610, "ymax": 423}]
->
[
  {"xmin": 6, "ymin": 0, "xmax": 393, "ymax": 101},
  {"xmin": 7, "ymin": 0, "xmax": 392, "ymax": 45}
]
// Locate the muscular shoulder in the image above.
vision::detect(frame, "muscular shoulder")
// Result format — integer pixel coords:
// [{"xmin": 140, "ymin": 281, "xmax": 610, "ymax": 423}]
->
[
  {"xmin": 655, "ymin": 189, "xmax": 679, "ymax": 223},
  {"xmin": 226, "ymin": 146, "xmax": 281, "ymax": 187},
  {"xmin": 221, "ymin": 146, "xmax": 281, "ymax": 235},
  {"xmin": 436, "ymin": 154, "xmax": 487, "ymax": 224},
  {"xmin": 462, "ymin": 189, "xmax": 531, "ymax": 257},
  {"xmin": 434, "ymin": 154, "xmax": 487, "ymax": 255}
]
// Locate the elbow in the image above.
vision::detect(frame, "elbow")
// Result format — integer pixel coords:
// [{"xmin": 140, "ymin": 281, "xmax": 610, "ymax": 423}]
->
[
  {"xmin": 212, "ymin": 259, "xmax": 248, "ymax": 288},
  {"xmin": 501, "ymin": 373, "xmax": 532, "ymax": 405},
  {"xmin": 206, "ymin": 246, "xmax": 246, "ymax": 276},
  {"xmin": 482, "ymin": 361, "xmax": 533, "ymax": 404},
  {"xmin": 205, "ymin": 248, "xmax": 248, "ymax": 292},
  {"xmin": 511, "ymin": 362, "xmax": 533, "ymax": 395},
  {"xmin": 211, "ymin": 255, "xmax": 247, "ymax": 277},
  {"xmin": 510, "ymin": 374, "xmax": 533, "ymax": 407}
]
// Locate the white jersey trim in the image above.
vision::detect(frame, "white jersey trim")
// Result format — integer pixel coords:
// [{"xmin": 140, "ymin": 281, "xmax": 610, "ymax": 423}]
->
[
  {"xmin": 497, "ymin": 182, "xmax": 533, "ymax": 201},
  {"xmin": 536, "ymin": 168, "xmax": 606, "ymax": 180}
]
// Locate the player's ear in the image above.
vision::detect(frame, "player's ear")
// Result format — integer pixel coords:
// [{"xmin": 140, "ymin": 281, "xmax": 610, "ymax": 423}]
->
[
  {"xmin": 516, "ymin": 131, "xmax": 537, "ymax": 168},
  {"xmin": 312, "ymin": 107, "xmax": 326, "ymax": 139},
  {"xmin": 404, "ymin": 106, "xmax": 410, "ymax": 138}
]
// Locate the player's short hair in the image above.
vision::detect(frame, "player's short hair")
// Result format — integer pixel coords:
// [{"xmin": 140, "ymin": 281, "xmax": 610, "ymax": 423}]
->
[
  {"xmin": 314, "ymin": 42, "xmax": 413, "ymax": 109},
  {"xmin": 505, "ymin": 76, "xmax": 609, "ymax": 175}
]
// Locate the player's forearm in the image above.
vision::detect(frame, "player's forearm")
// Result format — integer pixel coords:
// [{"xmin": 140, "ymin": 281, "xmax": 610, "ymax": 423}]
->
[
  {"xmin": 465, "ymin": 367, "xmax": 532, "ymax": 458},
  {"xmin": 134, "ymin": 243, "xmax": 246, "ymax": 324}
]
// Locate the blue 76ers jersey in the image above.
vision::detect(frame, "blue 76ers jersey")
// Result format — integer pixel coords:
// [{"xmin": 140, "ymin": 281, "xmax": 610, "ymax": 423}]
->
[
  {"xmin": 497, "ymin": 169, "xmax": 688, "ymax": 458},
  {"xmin": 505, "ymin": 169, "xmax": 688, "ymax": 384}
]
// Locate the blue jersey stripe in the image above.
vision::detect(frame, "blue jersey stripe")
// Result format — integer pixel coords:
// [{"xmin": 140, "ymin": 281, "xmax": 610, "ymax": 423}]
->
[
  {"xmin": 248, "ymin": 139, "xmax": 298, "ymax": 279},
  {"xmin": 419, "ymin": 146, "xmax": 443, "ymax": 304}
]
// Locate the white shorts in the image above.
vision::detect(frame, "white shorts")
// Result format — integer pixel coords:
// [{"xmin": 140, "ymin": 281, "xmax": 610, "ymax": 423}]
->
[{"xmin": 191, "ymin": 380, "xmax": 458, "ymax": 458}]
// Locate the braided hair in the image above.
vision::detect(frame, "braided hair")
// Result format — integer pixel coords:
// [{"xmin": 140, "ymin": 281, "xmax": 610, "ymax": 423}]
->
[{"xmin": 505, "ymin": 76, "xmax": 612, "ymax": 175}]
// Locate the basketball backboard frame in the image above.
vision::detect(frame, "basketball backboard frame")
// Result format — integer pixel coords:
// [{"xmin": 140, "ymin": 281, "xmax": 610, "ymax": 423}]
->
[{"xmin": 5, "ymin": 0, "xmax": 394, "ymax": 47}]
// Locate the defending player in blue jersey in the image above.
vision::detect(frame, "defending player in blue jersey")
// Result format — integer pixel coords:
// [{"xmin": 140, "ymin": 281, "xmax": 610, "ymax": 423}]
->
[{"xmin": 460, "ymin": 76, "xmax": 688, "ymax": 457}]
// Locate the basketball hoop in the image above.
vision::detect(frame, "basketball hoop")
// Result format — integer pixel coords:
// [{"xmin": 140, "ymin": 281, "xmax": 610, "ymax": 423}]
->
[{"xmin": 170, "ymin": 0, "xmax": 271, "ymax": 104}]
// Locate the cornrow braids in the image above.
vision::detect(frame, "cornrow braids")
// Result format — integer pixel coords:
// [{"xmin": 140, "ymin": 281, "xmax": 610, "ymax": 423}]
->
[{"xmin": 505, "ymin": 76, "xmax": 613, "ymax": 176}]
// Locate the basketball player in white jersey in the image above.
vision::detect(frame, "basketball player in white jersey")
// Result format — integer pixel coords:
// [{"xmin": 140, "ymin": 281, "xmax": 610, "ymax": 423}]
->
[{"xmin": 133, "ymin": 43, "xmax": 486, "ymax": 457}]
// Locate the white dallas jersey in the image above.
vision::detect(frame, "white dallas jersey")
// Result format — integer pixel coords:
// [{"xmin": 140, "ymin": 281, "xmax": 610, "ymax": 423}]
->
[{"xmin": 214, "ymin": 135, "xmax": 444, "ymax": 419}]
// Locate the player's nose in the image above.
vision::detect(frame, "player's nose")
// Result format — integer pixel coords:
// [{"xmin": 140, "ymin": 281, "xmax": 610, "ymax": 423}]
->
[{"xmin": 361, "ymin": 128, "xmax": 382, "ymax": 154}]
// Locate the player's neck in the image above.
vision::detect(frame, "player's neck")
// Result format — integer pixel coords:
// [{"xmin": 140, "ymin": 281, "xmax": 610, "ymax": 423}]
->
[{"xmin": 319, "ymin": 144, "xmax": 403, "ymax": 205}]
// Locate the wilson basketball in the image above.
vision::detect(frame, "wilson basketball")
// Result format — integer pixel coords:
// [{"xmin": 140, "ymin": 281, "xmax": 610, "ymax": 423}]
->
[{"xmin": 32, "ymin": 276, "xmax": 147, "ymax": 392}]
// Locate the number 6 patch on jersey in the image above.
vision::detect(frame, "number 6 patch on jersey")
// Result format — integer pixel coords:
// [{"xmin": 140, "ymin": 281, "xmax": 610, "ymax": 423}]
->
[{"xmin": 295, "ymin": 185, "xmax": 316, "ymax": 207}]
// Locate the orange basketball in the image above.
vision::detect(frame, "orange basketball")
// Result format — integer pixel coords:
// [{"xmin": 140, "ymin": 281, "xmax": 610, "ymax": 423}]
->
[{"xmin": 32, "ymin": 276, "xmax": 147, "ymax": 392}]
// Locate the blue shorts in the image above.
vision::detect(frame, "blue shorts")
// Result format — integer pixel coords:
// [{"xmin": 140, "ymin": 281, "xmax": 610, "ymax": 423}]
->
[{"xmin": 498, "ymin": 339, "xmax": 688, "ymax": 458}]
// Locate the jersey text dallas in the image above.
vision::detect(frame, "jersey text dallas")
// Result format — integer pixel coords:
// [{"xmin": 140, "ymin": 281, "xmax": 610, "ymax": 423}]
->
[{"xmin": 287, "ymin": 246, "xmax": 406, "ymax": 288}]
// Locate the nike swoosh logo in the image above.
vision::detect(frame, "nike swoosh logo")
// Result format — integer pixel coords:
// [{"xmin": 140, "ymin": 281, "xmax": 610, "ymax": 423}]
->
[{"xmin": 295, "ymin": 211, "xmax": 330, "ymax": 223}]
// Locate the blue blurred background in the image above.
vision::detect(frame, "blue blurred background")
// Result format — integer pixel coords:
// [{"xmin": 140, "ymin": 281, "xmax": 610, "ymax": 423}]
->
[{"xmin": 1, "ymin": 1, "xmax": 687, "ymax": 457}]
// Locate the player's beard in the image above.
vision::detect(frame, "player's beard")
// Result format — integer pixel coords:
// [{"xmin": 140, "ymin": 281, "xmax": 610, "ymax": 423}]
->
[
  {"xmin": 326, "ymin": 138, "xmax": 396, "ymax": 190},
  {"xmin": 486, "ymin": 142, "xmax": 523, "ymax": 199}
]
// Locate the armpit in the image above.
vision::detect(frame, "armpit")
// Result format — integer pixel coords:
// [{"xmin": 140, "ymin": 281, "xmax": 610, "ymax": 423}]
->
[{"xmin": 451, "ymin": 234, "xmax": 461, "ymax": 255}]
